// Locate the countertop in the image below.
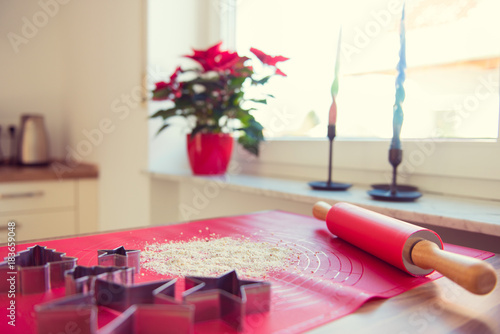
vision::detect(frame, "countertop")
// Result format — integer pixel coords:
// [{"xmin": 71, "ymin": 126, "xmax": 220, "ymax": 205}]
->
[
  {"xmin": 0, "ymin": 160, "xmax": 98, "ymax": 182},
  {"xmin": 149, "ymin": 170, "xmax": 500, "ymax": 238}
]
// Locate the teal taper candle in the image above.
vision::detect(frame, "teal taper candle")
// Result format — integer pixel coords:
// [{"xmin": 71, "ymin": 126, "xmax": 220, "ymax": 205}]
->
[
  {"xmin": 328, "ymin": 27, "xmax": 342, "ymax": 126},
  {"xmin": 391, "ymin": 4, "xmax": 406, "ymax": 150}
]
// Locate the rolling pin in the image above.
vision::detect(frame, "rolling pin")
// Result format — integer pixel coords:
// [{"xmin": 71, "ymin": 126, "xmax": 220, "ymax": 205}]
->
[{"xmin": 313, "ymin": 201, "xmax": 497, "ymax": 295}]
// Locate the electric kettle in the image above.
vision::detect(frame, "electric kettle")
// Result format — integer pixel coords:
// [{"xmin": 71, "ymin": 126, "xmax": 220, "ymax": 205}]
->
[{"xmin": 17, "ymin": 114, "xmax": 50, "ymax": 165}]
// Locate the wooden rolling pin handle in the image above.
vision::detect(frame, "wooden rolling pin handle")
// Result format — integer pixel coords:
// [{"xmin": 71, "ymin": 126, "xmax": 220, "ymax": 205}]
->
[
  {"xmin": 411, "ymin": 240, "xmax": 497, "ymax": 295},
  {"xmin": 313, "ymin": 201, "xmax": 331, "ymax": 221}
]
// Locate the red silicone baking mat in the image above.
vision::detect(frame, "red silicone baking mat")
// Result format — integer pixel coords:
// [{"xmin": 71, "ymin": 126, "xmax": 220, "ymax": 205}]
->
[{"xmin": 0, "ymin": 210, "xmax": 494, "ymax": 333}]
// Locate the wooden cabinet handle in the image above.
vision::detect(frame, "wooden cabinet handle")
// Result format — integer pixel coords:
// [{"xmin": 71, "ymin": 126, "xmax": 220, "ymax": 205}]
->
[{"xmin": 0, "ymin": 191, "xmax": 44, "ymax": 199}]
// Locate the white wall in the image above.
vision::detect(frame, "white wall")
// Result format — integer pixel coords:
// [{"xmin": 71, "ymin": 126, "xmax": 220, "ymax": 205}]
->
[
  {"xmin": 1, "ymin": 0, "xmax": 153, "ymax": 231},
  {"xmin": 147, "ymin": 0, "xmax": 220, "ymax": 175},
  {"xmin": 60, "ymin": 0, "xmax": 150, "ymax": 231},
  {"xmin": 0, "ymin": 0, "xmax": 66, "ymax": 158}
]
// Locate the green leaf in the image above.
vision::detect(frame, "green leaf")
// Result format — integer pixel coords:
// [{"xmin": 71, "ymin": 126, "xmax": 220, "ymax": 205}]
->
[
  {"xmin": 249, "ymin": 99, "xmax": 267, "ymax": 104},
  {"xmin": 236, "ymin": 117, "xmax": 265, "ymax": 156},
  {"xmin": 234, "ymin": 108, "xmax": 258, "ymax": 125},
  {"xmin": 237, "ymin": 67, "xmax": 253, "ymax": 77},
  {"xmin": 190, "ymin": 124, "xmax": 210, "ymax": 138},
  {"xmin": 152, "ymin": 88, "xmax": 170, "ymax": 100},
  {"xmin": 190, "ymin": 77, "xmax": 224, "ymax": 90},
  {"xmin": 235, "ymin": 113, "xmax": 252, "ymax": 126},
  {"xmin": 174, "ymin": 98, "xmax": 196, "ymax": 109},
  {"xmin": 241, "ymin": 127, "xmax": 263, "ymax": 140},
  {"xmin": 150, "ymin": 108, "xmax": 177, "ymax": 120},
  {"xmin": 238, "ymin": 135, "xmax": 260, "ymax": 156},
  {"xmin": 251, "ymin": 76, "xmax": 271, "ymax": 86},
  {"xmin": 229, "ymin": 91, "xmax": 245, "ymax": 107},
  {"xmin": 229, "ymin": 76, "xmax": 247, "ymax": 89},
  {"xmin": 155, "ymin": 123, "xmax": 170, "ymax": 136}
]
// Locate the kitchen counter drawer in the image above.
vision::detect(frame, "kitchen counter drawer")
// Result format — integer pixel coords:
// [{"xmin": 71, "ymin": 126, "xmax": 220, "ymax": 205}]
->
[
  {"xmin": 0, "ymin": 211, "xmax": 76, "ymax": 243},
  {"xmin": 0, "ymin": 180, "xmax": 75, "ymax": 214}
]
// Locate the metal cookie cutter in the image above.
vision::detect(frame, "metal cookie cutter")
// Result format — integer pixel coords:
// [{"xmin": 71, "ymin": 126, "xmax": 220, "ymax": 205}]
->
[
  {"xmin": 36, "ymin": 278, "xmax": 194, "ymax": 334},
  {"xmin": 94, "ymin": 276, "xmax": 179, "ymax": 312},
  {"xmin": 65, "ymin": 265, "xmax": 134, "ymax": 296},
  {"xmin": 99, "ymin": 303, "xmax": 194, "ymax": 334},
  {"xmin": 98, "ymin": 246, "xmax": 141, "ymax": 274},
  {"xmin": 35, "ymin": 293, "xmax": 98, "ymax": 334},
  {"xmin": 183, "ymin": 270, "xmax": 271, "ymax": 332},
  {"xmin": 0, "ymin": 245, "xmax": 77, "ymax": 294}
]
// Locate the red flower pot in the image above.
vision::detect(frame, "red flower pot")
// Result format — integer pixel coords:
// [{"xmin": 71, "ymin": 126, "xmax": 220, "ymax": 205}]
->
[{"xmin": 187, "ymin": 133, "xmax": 233, "ymax": 175}]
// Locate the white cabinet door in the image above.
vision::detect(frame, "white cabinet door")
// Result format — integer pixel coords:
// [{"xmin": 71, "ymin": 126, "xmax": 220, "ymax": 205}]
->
[
  {"xmin": 0, "ymin": 181, "xmax": 75, "ymax": 213},
  {"xmin": 0, "ymin": 211, "xmax": 76, "ymax": 243},
  {"xmin": 0, "ymin": 178, "xmax": 99, "ymax": 243}
]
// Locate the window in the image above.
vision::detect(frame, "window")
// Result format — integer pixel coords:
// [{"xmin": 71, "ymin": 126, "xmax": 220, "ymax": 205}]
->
[
  {"xmin": 234, "ymin": 0, "xmax": 500, "ymax": 140},
  {"xmin": 146, "ymin": 0, "xmax": 500, "ymax": 201},
  {"xmin": 216, "ymin": 0, "xmax": 500, "ymax": 200}
]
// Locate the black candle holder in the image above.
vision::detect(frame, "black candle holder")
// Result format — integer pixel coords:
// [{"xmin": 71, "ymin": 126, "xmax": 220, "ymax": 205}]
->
[
  {"xmin": 308, "ymin": 125, "xmax": 352, "ymax": 191},
  {"xmin": 367, "ymin": 148, "xmax": 422, "ymax": 201}
]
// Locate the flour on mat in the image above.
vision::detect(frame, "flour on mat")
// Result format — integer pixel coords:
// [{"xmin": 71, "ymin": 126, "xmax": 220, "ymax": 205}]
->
[{"xmin": 141, "ymin": 235, "xmax": 297, "ymax": 278}]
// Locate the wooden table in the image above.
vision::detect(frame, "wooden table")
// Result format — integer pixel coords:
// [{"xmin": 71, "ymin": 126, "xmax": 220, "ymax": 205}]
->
[
  {"xmin": 310, "ymin": 255, "xmax": 499, "ymax": 334},
  {"xmin": 1, "ymin": 211, "xmax": 498, "ymax": 333}
]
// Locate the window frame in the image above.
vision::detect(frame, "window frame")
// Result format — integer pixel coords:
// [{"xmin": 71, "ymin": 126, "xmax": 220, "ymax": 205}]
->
[{"xmin": 219, "ymin": 0, "xmax": 500, "ymax": 201}]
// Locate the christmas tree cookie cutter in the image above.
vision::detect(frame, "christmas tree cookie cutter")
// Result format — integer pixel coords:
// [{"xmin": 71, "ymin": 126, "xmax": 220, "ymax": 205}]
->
[{"xmin": 0, "ymin": 245, "xmax": 77, "ymax": 294}]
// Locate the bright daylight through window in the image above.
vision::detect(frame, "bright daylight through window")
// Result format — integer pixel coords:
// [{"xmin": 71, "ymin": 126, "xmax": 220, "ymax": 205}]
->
[{"xmin": 235, "ymin": 0, "xmax": 500, "ymax": 140}]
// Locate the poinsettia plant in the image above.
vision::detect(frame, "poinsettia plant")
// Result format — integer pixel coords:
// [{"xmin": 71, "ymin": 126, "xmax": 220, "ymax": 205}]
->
[{"xmin": 151, "ymin": 42, "xmax": 288, "ymax": 156}]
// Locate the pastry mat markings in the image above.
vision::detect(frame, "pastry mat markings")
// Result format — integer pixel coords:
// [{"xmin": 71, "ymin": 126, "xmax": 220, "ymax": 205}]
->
[{"xmin": 251, "ymin": 231, "xmax": 364, "ymax": 312}]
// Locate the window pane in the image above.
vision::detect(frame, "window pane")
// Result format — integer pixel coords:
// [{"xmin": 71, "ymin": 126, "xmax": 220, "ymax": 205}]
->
[{"xmin": 235, "ymin": 0, "xmax": 500, "ymax": 139}]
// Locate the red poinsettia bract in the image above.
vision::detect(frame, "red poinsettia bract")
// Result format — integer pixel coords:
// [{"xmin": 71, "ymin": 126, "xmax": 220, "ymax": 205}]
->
[
  {"xmin": 250, "ymin": 47, "xmax": 289, "ymax": 76},
  {"xmin": 184, "ymin": 42, "xmax": 248, "ymax": 73},
  {"xmin": 152, "ymin": 66, "xmax": 183, "ymax": 100}
]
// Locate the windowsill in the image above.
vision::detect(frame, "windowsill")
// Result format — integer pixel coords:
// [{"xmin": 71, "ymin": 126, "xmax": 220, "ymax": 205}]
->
[
  {"xmin": 261, "ymin": 136, "xmax": 498, "ymax": 144},
  {"xmin": 148, "ymin": 170, "xmax": 500, "ymax": 238}
]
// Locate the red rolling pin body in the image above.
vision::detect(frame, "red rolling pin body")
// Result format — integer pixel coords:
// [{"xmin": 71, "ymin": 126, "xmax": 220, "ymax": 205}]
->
[{"xmin": 326, "ymin": 202, "xmax": 443, "ymax": 276}]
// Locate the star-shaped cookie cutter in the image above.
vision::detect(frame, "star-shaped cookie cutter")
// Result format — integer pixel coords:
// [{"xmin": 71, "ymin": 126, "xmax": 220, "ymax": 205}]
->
[
  {"xmin": 97, "ymin": 246, "xmax": 141, "ymax": 274},
  {"xmin": 65, "ymin": 265, "xmax": 135, "ymax": 295},
  {"xmin": 0, "ymin": 245, "xmax": 77, "ymax": 294},
  {"xmin": 94, "ymin": 275, "xmax": 179, "ymax": 312},
  {"xmin": 183, "ymin": 270, "xmax": 271, "ymax": 332},
  {"xmin": 99, "ymin": 303, "xmax": 194, "ymax": 334},
  {"xmin": 35, "ymin": 293, "xmax": 98, "ymax": 334},
  {"xmin": 36, "ymin": 277, "xmax": 194, "ymax": 334}
]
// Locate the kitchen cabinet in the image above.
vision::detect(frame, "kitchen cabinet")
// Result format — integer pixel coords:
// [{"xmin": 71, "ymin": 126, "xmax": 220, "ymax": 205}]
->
[{"xmin": 0, "ymin": 162, "xmax": 98, "ymax": 243}]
